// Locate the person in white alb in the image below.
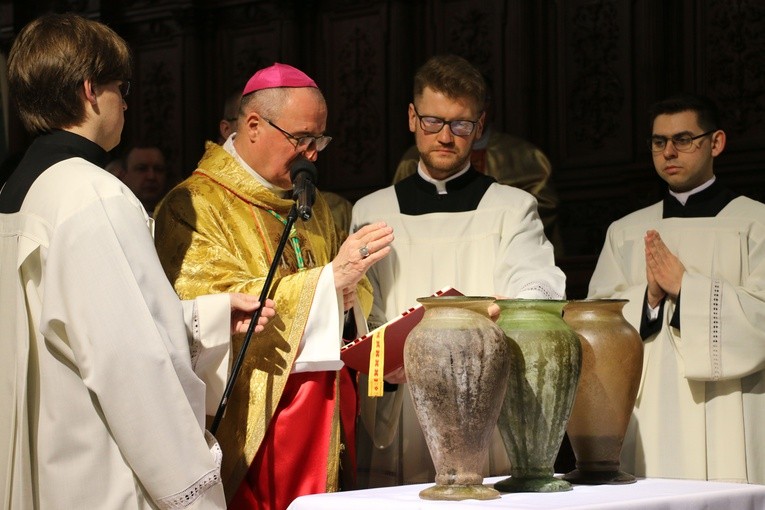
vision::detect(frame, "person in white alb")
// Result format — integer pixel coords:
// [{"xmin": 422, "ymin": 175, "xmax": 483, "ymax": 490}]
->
[
  {"xmin": 588, "ymin": 93, "xmax": 765, "ymax": 483},
  {"xmin": 0, "ymin": 13, "xmax": 275, "ymax": 509},
  {"xmin": 351, "ymin": 54, "xmax": 566, "ymax": 488}
]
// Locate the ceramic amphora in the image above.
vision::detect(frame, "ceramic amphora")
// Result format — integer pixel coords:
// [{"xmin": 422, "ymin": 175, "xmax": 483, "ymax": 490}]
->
[
  {"xmin": 404, "ymin": 296, "xmax": 510, "ymax": 501},
  {"xmin": 562, "ymin": 299, "xmax": 643, "ymax": 484}
]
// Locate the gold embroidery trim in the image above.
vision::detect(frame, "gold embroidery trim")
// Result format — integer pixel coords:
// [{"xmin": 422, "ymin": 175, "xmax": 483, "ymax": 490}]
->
[{"xmin": 368, "ymin": 326, "xmax": 386, "ymax": 397}]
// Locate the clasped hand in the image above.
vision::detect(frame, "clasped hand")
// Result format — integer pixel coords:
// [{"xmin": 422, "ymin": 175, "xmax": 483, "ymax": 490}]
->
[{"xmin": 644, "ymin": 230, "xmax": 685, "ymax": 307}]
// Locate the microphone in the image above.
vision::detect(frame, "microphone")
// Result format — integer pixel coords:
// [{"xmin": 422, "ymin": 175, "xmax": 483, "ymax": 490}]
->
[{"xmin": 290, "ymin": 157, "xmax": 317, "ymax": 221}]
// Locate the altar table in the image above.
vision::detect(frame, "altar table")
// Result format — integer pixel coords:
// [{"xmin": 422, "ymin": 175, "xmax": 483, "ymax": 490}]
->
[{"xmin": 287, "ymin": 476, "xmax": 765, "ymax": 509}]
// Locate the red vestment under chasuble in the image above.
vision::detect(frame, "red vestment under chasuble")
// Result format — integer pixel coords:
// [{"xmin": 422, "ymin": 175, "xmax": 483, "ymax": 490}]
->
[{"xmin": 154, "ymin": 141, "xmax": 373, "ymax": 509}]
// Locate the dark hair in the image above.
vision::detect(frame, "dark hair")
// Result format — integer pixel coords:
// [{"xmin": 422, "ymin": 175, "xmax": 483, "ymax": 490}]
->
[
  {"xmin": 125, "ymin": 141, "xmax": 167, "ymax": 170},
  {"xmin": 129, "ymin": 139, "xmax": 164, "ymax": 153},
  {"xmin": 648, "ymin": 93, "xmax": 721, "ymax": 132},
  {"xmin": 8, "ymin": 13, "xmax": 132, "ymax": 135},
  {"xmin": 413, "ymin": 54, "xmax": 487, "ymax": 111}
]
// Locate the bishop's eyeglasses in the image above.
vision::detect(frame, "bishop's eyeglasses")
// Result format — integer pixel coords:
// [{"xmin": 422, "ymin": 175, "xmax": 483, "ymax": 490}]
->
[
  {"xmin": 264, "ymin": 118, "xmax": 332, "ymax": 152},
  {"xmin": 647, "ymin": 130, "xmax": 715, "ymax": 153},
  {"xmin": 413, "ymin": 106, "xmax": 481, "ymax": 136}
]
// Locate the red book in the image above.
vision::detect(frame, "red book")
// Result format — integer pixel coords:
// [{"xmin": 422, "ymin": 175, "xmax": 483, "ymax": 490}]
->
[{"xmin": 340, "ymin": 287, "xmax": 463, "ymax": 375}]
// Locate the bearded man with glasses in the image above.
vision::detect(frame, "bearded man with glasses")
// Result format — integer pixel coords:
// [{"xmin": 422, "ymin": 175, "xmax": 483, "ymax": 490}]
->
[
  {"xmin": 392, "ymin": 88, "xmax": 563, "ymax": 256},
  {"xmin": 588, "ymin": 93, "xmax": 765, "ymax": 484},
  {"xmin": 351, "ymin": 54, "xmax": 566, "ymax": 488},
  {"xmin": 153, "ymin": 63, "xmax": 393, "ymax": 509}
]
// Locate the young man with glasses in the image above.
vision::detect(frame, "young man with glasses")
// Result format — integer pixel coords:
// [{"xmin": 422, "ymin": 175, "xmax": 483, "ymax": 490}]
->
[
  {"xmin": 153, "ymin": 63, "xmax": 394, "ymax": 509},
  {"xmin": 350, "ymin": 54, "xmax": 565, "ymax": 487},
  {"xmin": 0, "ymin": 13, "xmax": 276, "ymax": 509},
  {"xmin": 392, "ymin": 91, "xmax": 563, "ymax": 256},
  {"xmin": 588, "ymin": 93, "xmax": 765, "ymax": 484}
]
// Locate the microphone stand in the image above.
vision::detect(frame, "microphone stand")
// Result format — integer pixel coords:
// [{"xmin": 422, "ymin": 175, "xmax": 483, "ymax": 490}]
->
[{"xmin": 210, "ymin": 203, "xmax": 300, "ymax": 435}]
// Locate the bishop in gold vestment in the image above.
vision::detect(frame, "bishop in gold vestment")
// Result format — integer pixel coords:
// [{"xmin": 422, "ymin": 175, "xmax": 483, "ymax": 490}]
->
[{"xmin": 154, "ymin": 141, "xmax": 373, "ymax": 505}]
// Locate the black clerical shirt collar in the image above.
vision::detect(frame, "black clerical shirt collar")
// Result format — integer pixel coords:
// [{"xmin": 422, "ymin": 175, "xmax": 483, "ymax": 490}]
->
[
  {"xmin": 0, "ymin": 130, "xmax": 109, "ymax": 213},
  {"xmin": 662, "ymin": 178, "xmax": 739, "ymax": 219},
  {"xmin": 394, "ymin": 166, "xmax": 496, "ymax": 215}
]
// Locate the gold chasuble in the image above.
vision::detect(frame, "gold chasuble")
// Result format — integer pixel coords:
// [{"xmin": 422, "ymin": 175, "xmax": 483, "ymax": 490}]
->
[{"xmin": 154, "ymin": 142, "xmax": 372, "ymax": 498}]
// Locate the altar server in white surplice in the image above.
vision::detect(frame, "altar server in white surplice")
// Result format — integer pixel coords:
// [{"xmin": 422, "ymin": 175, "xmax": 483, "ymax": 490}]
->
[
  {"xmin": 588, "ymin": 93, "xmax": 765, "ymax": 484},
  {"xmin": 0, "ymin": 14, "xmax": 275, "ymax": 509},
  {"xmin": 351, "ymin": 54, "xmax": 566, "ymax": 488}
]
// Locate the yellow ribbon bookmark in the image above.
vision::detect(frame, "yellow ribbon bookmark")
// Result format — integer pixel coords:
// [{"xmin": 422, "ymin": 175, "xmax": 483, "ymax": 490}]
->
[{"xmin": 368, "ymin": 326, "xmax": 386, "ymax": 397}]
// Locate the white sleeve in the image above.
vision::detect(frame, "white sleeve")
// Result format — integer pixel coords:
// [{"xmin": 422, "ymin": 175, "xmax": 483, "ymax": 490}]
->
[
  {"xmin": 495, "ymin": 190, "xmax": 566, "ymax": 299},
  {"xmin": 675, "ymin": 232, "xmax": 765, "ymax": 381},
  {"xmin": 40, "ymin": 194, "xmax": 225, "ymax": 508},
  {"xmin": 182, "ymin": 294, "xmax": 233, "ymax": 415},
  {"xmin": 291, "ymin": 263, "xmax": 345, "ymax": 373}
]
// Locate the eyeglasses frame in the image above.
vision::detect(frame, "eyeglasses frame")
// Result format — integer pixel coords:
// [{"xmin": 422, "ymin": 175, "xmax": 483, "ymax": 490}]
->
[
  {"xmin": 647, "ymin": 129, "xmax": 716, "ymax": 153},
  {"xmin": 412, "ymin": 105, "xmax": 482, "ymax": 136},
  {"xmin": 263, "ymin": 117, "xmax": 332, "ymax": 152}
]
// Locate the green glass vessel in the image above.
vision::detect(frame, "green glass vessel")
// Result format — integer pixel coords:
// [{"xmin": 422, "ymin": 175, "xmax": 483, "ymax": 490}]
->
[{"xmin": 494, "ymin": 299, "xmax": 581, "ymax": 493}]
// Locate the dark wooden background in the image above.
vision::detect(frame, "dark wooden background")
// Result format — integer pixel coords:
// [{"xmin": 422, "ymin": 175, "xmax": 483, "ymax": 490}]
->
[{"xmin": 2, "ymin": 0, "xmax": 764, "ymax": 298}]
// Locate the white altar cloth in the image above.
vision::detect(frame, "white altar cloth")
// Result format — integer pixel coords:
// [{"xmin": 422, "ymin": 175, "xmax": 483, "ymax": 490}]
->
[{"xmin": 287, "ymin": 476, "xmax": 765, "ymax": 509}]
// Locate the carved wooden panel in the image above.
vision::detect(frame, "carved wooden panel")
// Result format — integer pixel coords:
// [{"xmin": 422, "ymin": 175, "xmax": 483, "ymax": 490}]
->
[
  {"xmin": 185, "ymin": 2, "xmax": 297, "ymax": 154},
  {"xmin": 700, "ymin": 0, "xmax": 765, "ymax": 153},
  {"xmin": 318, "ymin": 3, "xmax": 389, "ymax": 197},
  {"xmin": 555, "ymin": 0, "xmax": 632, "ymax": 168},
  {"xmin": 556, "ymin": 163, "xmax": 663, "ymax": 256},
  {"xmin": 117, "ymin": 11, "xmax": 187, "ymax": 178},
  {"xmin": 217, "ymin": 3, "xmax": 298, "ymax": 90},
  {"xmin": 2, "ymin": 0, "xmax": 765, "ymax": 268},
  {"xmin": 51, "ymin": 0, "xmax": 100, "ymax": 15},
  {"xmin": 119, "ymin": 0, "xmax": 162, "ymax": 8},
  {"xmin": 429, "ymin": 0, "xmax": 507, "ymax": 124},
  {"xmin": 0, "ymin": 3, "xmax": 13, "ymax": 43},
  {"xmin": 131, "ymin": 45, "xmax": 183, "ymax": 177},
  {"xmin": 500, "ymin": 0, "xmax": 537, "ymax": 138}
]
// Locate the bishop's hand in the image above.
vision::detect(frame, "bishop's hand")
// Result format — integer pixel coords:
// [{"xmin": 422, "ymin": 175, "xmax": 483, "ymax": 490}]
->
[{"xmin": 332, "ymin": 221, "xmax": 394, "ymax": 297}]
